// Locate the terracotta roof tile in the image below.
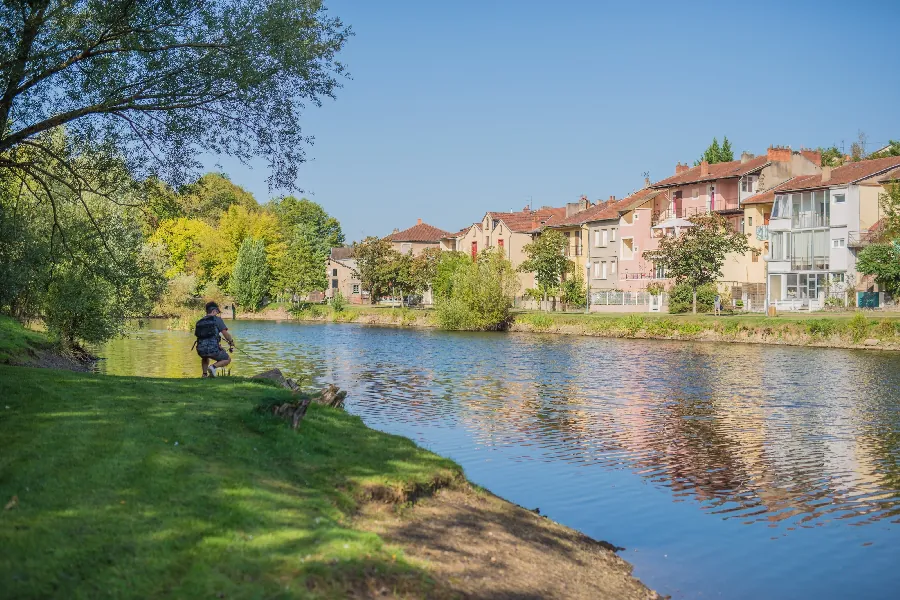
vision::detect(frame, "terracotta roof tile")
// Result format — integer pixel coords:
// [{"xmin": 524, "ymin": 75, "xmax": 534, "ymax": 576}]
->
[
  {"xmin": 652, "ymin": 156, "xmax": 769, "ymax": 188},
  {"xmin": 386, "ymin": 222, "xmax": 453, "ymax": 243},
  {"xmin": 740, "ymin": 177, "xmax": 818, "ymax": 205},
  {"xmin": 547, "ymin": 200, "xmax": 616, "ymax": 227},
  {"xmin": 779, "ymin": 156, "xmax": 900, "ymax": 191},
  {"xmin": 877, "ymin": 167, "xmax": 900, "ymax": 184},
  {"xmin": 488, "ymin": 206, "xmax": 567, "ymax": 232}
]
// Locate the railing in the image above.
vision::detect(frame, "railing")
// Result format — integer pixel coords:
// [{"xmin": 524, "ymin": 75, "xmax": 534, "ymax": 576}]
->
[
  {"xmin": 562, "ymin": 245, "xmax": 583, "ymax": 257},
  {"xmin": 590, "ymin": 291, "xmax": 668, "ymax": 306},
  {"xmin": 789, "ymin": 256, "xmax": 829, "ymax": 271},
  {"xmin": 792, "ymin": 213, "xmax": 829, "ymax": 229},
  {"xmin": 651, "ymin": 207, "xmax": 710, "ymax": 225},
  {"xmin": 848, "ymin": 230, "xmax": 882, "ymax": 248}
]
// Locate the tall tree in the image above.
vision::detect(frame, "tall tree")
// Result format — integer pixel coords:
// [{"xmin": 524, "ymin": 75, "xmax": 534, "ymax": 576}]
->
[
  {"xmin": 0, "ymin": 0, "xmax": 350, "ymax": 246},
  {"xmin": 519, "ymin": 230, "xmax": 572, "ymax": 303},
  {"xmin": 695, "ymin": 136, "xmax": 733, "ymax": 165},
  {"xmin": 642, "ymin": 214, "xmax": 755, "ymax": 313},
  {"xmin": 353, "ymin": 236, "xmax": 399, "ymax": 301},
  {"xmin": 230, "ymin": 238, "xmax": 269, "ymax": 311},
  {"xmin": 177, "ymin": 173, "xmax": 258, "ymax": 223},
  {"xmin": 856, "ymin": 243, "xmax": 900, "ymax": 298},
  {"xmin": 270, "ymin": 196, "xmax": 344, "ymax": 254}
]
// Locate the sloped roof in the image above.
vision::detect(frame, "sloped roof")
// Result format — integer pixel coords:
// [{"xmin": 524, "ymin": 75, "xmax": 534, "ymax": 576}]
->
[
  {"xmin": 330, "ymin": 247, "xmax": 354, "ymax": 260},
  {"xmin": 877, "ymin": 167, "xmax": 900, "ymax": 184},
  {"xmin": 386, "ymin": 222, "xmax": 452, "ymax": 243},
  {"xmin": 740, "ymin": 176, "xmax": 818, "ymax": 205},
  {"xmin": 652, "ymin": 156, "xmax": 769, "ymax": 188},
  {"xmin": 548, "ymin": 200, "xmax": 617, "ymax": 227},
  {"xmin": 779, "ymin": 156, "xmax": 900, "ymax": 192},
  {"xmin": 487, "ymin": 206, "xmax": 567, "ymax": 233},
  {"xmin": 444, "ymin": 223, "xmax": 481, "ymax": 239}
]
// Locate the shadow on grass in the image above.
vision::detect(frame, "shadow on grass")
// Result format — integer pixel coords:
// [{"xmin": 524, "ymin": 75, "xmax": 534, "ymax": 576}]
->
[{"xmin": 0, "ymin": 366, "xmax": 459, "ymax": 599}]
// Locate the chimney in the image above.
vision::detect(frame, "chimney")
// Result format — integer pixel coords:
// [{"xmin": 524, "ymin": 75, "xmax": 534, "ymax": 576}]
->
[
  {"xmin": 644, "ymin": 176, "xmax": 651, "ymax": 187},
  {"xmin": 740, "ymin": 151, "xmax": 754, "ymax": 164},
  {"xmin": 800, "ymin": 147, "xmax": 822, "ymax": 166},
  {"xmin": 700, "ymin": 160, "xmax": 709, "ymax": 177},
  {"xmin": 821, "ymin": 166, "xmax": 832, "ymax": 183},
  {"xmin": 523, "ymin": 205, "xmax": 530, "ymax": 213},
  {"xmin": 767, "ymin": 145, "xmax": 791, "ymax": 163},
  {"xmin": 416, "ymin": 218, "xmax": 422, "ymax": 225},
  {"xmin": 392, "ymin": 228, "xmax": 399, "ymax": 234},
  {"xmin": 609, "ymin": 195, "xmax": 616, "ymax": 202},
  {"xmin": 675, "ymin": 162, "xmax": 690, "ymax": 175}
]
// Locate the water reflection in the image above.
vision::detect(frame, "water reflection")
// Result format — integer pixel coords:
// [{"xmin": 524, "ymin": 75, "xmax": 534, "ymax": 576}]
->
[{"xmin": 99, "ymin": 320, "xmax": 900, "ymax": 599}]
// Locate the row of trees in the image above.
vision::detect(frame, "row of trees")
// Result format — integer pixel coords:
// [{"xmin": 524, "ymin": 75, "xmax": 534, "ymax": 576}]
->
[{"xmin": 0, "ymin": 0, "xmax": 351, "ymax": 345}]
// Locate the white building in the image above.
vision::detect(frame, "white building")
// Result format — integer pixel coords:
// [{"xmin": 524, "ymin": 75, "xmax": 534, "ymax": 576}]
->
[{"xmin": 766, "ymin": 156, "xmax": 900, "ymax": 309}]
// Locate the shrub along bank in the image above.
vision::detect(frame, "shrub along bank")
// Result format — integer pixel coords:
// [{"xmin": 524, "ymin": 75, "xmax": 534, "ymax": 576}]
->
[{"xmin": 511, "ymin": 311, "xmax": 900, "ymax": 349}]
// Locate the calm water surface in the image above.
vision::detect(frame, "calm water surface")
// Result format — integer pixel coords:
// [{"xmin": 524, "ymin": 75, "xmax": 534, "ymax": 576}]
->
[{"xmin": 99, "ymin": 320, "xmax": 900, "ymax": 599}]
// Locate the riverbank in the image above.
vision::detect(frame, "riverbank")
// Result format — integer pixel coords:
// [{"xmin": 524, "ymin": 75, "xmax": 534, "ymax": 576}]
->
[
  {"xmin": 0, "ymin": 315, "xmax": 95, "ymax": 370},
  {"xmin": 0, "ymin": 359, "xmax": 658, "ymax": 599},
  {"xmin": 241, "ymin": 304, "xmax": 900, "ymax": 351}
]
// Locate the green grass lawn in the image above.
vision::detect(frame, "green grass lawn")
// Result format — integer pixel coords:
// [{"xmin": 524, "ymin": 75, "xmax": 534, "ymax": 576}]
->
[{"xmin": 0, "ymin": 366, "xmax": 459, "ymax": 599}]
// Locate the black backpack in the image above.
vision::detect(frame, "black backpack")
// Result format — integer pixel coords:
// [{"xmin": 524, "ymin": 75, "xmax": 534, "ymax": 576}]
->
[{"xmin": 194, "ymin": 315, "xmax": 219, "ymax": 341}]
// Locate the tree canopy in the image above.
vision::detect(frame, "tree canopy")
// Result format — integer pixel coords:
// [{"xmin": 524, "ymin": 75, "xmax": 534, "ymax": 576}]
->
[
  {"xmin": 519, "ymin": 230, "xmax": 572, "ymax": 301},
  {"xmin": 642, "ymin": 214, "xmax": 754, "ymax": 313},
  {"xmin": 230, "ymin": 237, "xmax": 269, "ymax": 311},
  {"xmin": 856, "ymin": 243, "xmax": 900, "ymax": 298},
  {"xmin": 695, "ymin": 136, "xmax": 734, "ymax": 165}
]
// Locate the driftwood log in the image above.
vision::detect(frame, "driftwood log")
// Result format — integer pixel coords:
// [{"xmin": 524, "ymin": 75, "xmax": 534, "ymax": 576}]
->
[{"xmin": 252, "ymin": 369, "xmax": 348, "ymax": 430}]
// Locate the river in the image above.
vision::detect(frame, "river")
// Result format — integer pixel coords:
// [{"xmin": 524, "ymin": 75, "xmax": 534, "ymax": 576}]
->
[{"xmin": 98, "ymin": 319, "xmax": 900, "ymax": 599}]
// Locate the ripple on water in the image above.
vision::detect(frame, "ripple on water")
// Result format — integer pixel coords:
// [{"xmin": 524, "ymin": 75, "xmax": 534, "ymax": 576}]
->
[{"xmin": 100, "ymin": 321, "xmax": 900, "ymax": 600}]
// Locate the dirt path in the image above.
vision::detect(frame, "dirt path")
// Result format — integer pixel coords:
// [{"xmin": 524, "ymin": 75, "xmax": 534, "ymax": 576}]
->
[{"xmin": 356, "ymin": 485, "xmax": 662, "ymax": 600}]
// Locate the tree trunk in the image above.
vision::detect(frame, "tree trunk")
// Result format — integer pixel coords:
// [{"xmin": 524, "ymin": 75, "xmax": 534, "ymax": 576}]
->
[{"xmin": 692, "ymin": 290, "xmax": 698, "ymax": 314}]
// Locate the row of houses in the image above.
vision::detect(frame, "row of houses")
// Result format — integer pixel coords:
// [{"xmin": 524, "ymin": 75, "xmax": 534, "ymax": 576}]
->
[{"xmin": 328, "ymin": 147, "xmax": 900, "ymax": 310}]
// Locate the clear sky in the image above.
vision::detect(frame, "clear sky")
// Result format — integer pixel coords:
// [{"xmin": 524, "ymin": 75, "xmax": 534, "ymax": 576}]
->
[{"xmin": 207, "ymin": 0, "xmax": 900, "ymax": 243}]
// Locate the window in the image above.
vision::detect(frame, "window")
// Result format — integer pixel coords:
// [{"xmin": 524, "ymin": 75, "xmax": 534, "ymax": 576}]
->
[
  {"xmin": 486, "ymin": 236, "xmax": 491, "ymax": 247},
  {"xmin": 742, "ymin": 178, "xmax": 750, "ymax": 192},
  {"xmin": 471, "ymin": 241, "xmax": 477, "ymax": 259},
  {"xmin": 401, "ymin": 243, "xmax": 412, "ymax": 254},
  {"xmin": 692, "ymin": 188, "xmax": 699, "ymax": 198},
  {"xmin": 601, "ymin": 229, "xmax": 608, "ymax": 246},
  {"xmin": 492, "ymin": 219, "xmax": 499, "ymax": 230},
  {"xmin": 654, "ymin": 264, "xmax": 666, "ymax": 279},
  {"xmin": 622, "ymin": 238, "xmax": 634, "ymax": 260},
  {"xmin": 352, "ymin": 284, "xmax": 360, "ymax": 294},
  {"xmin": 834, "ymin": 194, "xmax": 845, "ymax": 203},
  {"xmin": 601, "ymin": 262, "xmax": 608, "ymax": 279},
  {"xmin": 594, "ymin": 230, "xmax": 601, "ymax": 246},
  {"xmin": 594, "ymin": 262, "xmax": 601, "ymax": 278},
  {"xmin": 752, "ymin": 253, "xmax": 759, "ymax": 263},
  {"xmin": 331, "ymin": 279, "xmax": 338, "ymax": 289},
  {"xmin": 748, "ymin": 216, "xmax": 753, "ymax": 227},
  {"xmin": 833, "ymin": 238, "xmax": 845, "ymax": 248},
  {"xmin": 332, "ymin": 269, "xmax": 338, "ymax": 276},
  {"xmin": 610, "ymin": 260, "xmax": 617, "ymax": 274},
  {"xmin": 498, "ymin": 238, "xmax": 504, "ymax": 249},
  {"xmin": 611, "ymin": 228, "xmax": 616, "ymax": 242}
]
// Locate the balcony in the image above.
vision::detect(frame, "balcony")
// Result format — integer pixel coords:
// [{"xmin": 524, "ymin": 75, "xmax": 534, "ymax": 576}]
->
[
  {"xmin": 651, "ymin": 206, "xmax": 710, "ymax": 225},
  {"xmin": 755, "ymin": 225, "xmax": 769, "ymax": 241},
  {"xmin": 848, "ymin": 229, "xmax": 882, "ymax": 249},
  {"xmin": 792, "ymin": 213, "xmax": 829, "ymax": 229}
]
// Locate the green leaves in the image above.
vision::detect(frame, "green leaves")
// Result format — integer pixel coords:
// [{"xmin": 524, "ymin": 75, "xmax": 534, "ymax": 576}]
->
[
  {"xmin": 230, "ymin": 238, "xmax": 270, "ymax": 311},
  {"xmin": 856, "ymin": 243, "xmax": 900, "ymax": 298},
  {"xmin": 519, "ymin": 230, "xmax": 572, "ymax": 300},
  {"xmin": 695, "ymin": 136, "xmax": 734, "ymax": 165},
  {"xmin": 643, "ymin": 214, "xmax": 754, "ymax": 312}
]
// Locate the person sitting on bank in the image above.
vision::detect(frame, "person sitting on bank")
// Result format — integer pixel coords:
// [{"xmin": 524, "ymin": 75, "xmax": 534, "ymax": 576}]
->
[{"xmin": 194, "ymin": 302, "xmax": 236, "ymax": 378}]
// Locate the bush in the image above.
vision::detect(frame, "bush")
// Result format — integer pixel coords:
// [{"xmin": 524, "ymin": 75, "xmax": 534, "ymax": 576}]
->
[
  {"xmin": 645, "ymin": 318, "xmax": 676, "ymax": 337},
  {"xmin": 44, "ymin": 267, "xmax": 121, "ymax": 345},
  {"xmin": 622, "ymin": 315, "xmax": 645, "ymax": 335},
  {"xmin": 805, "ymin": 319, "xmax": 839, "ymax": 337},
  {"xmin": 668, "ymin": 282, "xmax": 717, "ymax": 314},
  {"xmin": 230, "ymin": 237, "xmax": 269, "ymax": 311},
  {"xmin": 849, "ymin": 312, "xmax": 871, "ymax": 342},
  {"xmin": 435, "ymin": 248, "xmax": 519, "ymax": 331},
  {"xmin": 330, "ymin": 291, "xmax": 347, "ymax": 313}
]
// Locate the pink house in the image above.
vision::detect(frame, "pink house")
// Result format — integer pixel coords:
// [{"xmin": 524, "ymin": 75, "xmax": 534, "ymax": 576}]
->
[{"xmin": 614, "ymin": 187, "xmax": 671, "ymax": 291}]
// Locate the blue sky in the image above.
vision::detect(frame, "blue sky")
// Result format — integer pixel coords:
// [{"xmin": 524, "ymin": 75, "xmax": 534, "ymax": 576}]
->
[{"xmin": 207, "ymin": 0, "xmax": 900, "ymax": 242}]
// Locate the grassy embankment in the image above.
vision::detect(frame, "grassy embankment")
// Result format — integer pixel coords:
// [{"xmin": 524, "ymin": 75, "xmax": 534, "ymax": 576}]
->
[
  {"xmin": 0, "ymin": 365, "xmax": 461, "ymax": 599},
  {"xmin": 0, "ymin": 320, "xmax": 657, "ymax": 599},
  {"xmin": 512, "ymin": 311, "xmax": 900, "ymax": 349}
]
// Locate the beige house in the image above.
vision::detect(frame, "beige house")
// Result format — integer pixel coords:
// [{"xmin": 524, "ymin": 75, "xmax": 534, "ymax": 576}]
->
[
  {"xmin": 442, "ymin": 205, "xmax": 567, "ymax": 292},
  {"xmin": 387, "ymin": 219, "xmax": 451, "ymax": 255},
  {"xmin": 325, "ymin": 247, "xmax": 364, "ymax": 303}
]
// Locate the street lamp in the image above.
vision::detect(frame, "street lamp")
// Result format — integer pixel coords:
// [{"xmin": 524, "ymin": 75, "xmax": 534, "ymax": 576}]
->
[{"xmin": 585, "ymin": 261, "xmax": 591, "ymax": 314}]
